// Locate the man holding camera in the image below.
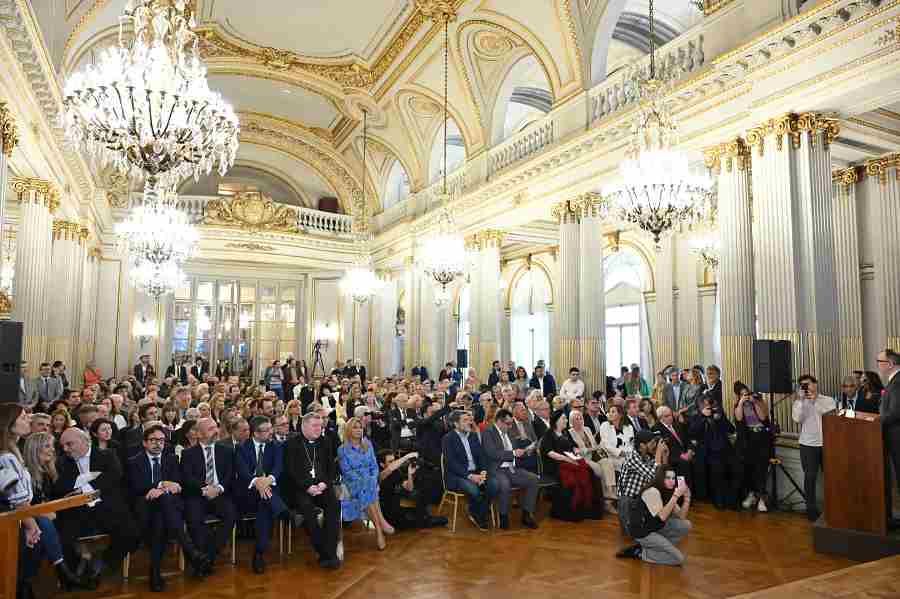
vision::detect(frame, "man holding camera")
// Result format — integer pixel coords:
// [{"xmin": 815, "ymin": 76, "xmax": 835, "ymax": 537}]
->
[
  {"xmin": 791, "ymin": 374, "xmax": 835, "ymax": 522},
  {"xmin": 377, "ymin": 450, "xmax": 448, "ymax": 529},
  {"xmin": 615, "ymin": 429, "xmax": 669, "ymax": 559}
]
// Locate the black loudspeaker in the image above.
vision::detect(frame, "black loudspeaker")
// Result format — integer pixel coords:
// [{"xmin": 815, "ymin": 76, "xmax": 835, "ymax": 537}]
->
[
  {"xmin": 753, "ymin": 339, "xmax": 793, "ymax": 394},
  {"xmin": 0, "ymin": 321, "xmax": 23, "ymax": 403},
  {"xmin": 456, "ymin": 349, "xmax": 468, "ymax": 369}
]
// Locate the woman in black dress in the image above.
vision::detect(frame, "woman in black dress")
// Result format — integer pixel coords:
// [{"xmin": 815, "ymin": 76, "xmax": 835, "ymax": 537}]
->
[{"xmin": 540, "ymin": 410, "xmax": 597, "ymax": 521}]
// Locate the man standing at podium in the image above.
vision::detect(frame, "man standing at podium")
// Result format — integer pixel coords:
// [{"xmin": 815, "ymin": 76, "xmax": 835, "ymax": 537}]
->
[
  {"xmin": 792, "ymin": 374, "xmax": 835, "ymax": 522},
  {"xmin": 877, "ymin": 349, "xmax": 900, "ymax": 510}
]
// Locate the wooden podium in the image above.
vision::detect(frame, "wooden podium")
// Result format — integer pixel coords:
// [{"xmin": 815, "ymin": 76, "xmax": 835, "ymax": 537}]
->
[
  {"xmin": 822, "ymin": 411, "xmax": 888, "ymax": 535},
  {"xmin": 0, "ymin": 493, "xmax": 95, "ymax": 599}
]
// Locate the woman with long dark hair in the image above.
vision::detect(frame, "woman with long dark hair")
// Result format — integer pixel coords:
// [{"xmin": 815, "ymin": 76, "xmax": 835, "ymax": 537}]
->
[
  {"xmin": 617, "ymin": 467, "xmax": 692, "ymax": 566},
  {"xmin": 540, "ymin": 410, "xmax": 597, "ymax": 521},
  {"xmin": 733, "ymin": 381, "xmax": 773, "ymax": 512},
  {"xmin": 0, "ymin": 404, "xmax": 95, "ymax": 592}
]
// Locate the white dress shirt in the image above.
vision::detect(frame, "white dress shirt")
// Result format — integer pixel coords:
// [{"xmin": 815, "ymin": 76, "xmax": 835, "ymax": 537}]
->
[
  {"xmin": 75, "ymin": 448, "xmax": 97, "ymax": 495},
  {"xmin": 494, "ymin": 424, "xmax": 515, "ymax": 471},
  {"xmin": 792, "ymin": 394, "xmax": 835, "ymax": 447},
  {"xmin": 249, "ymin": 441, "xmax": 277, "ymax": 488}
]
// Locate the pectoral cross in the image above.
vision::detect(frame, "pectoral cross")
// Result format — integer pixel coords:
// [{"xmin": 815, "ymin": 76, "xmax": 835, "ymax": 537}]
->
[{"xmin": 310, "ymin": 467, "xmax": 316, "ymax": 478}]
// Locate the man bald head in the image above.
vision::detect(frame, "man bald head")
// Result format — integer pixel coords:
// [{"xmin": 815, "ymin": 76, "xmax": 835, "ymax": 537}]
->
[
  {"xmin": 197, "ymin": 417, "xmax": 219, "ymax": 445},
  {"xmin": 59, "ymin": 427, "xmax": 90, "ymax": 459}
]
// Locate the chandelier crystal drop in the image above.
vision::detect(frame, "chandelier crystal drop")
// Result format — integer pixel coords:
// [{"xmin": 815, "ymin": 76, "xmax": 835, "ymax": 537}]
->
[
  {"xmin": 419, "ymin": 14, "xmax": 466, "ymax": 302},
  {"xmin": 128, "ymin": 256, "xmax": 186, "ymax": 301},
  {"xmin": 688, "ymin": 197, "xmax": 720, "ymax": 271},
  {"xmin": 61, "ymin": 0, "xmax": 240, "ymax": 190},
  {"xmin": 433, "ymin": 284, "xmax": 452, "ymax": 308},
  {"xmin": 115, "ymin": 183, "xmax": 199, "ymax": 265},
  {"xmin": 340, "ymin": 262, "xmax": 383, "ymax": 304},
  {"xmin": 604, "ymin": 0, "xmax": 712, "ymax": 247}
]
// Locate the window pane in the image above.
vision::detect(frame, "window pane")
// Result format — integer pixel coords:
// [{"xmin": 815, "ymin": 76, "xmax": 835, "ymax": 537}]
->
[
  {"xmin": 196, "ymin": 305, "xmax": 213, "ymax": 338},
  {"xmin": 197, "ymin": 282, "xmax": 214, "ymax": 303},
  {"xmin": 621, "ymin": 325, "xmax": 641, "ymax": 373},
  {"xmin": 194, "ymin": 339, "xmax": 209, "ymax": 355},
  {"xmin": 173, "ymin": 320, "xmax": 190, "ymax": 339},
  {"xmin": 280, "ymin": 303, "xmax": 295, "ymax": 323},
  {"xmin": 240, "ymin": 284, "xmax": 256, "ymax": 303},
  {"xmin": 281, "ymin": 286, "xmax": 296, "ymax": 302},
  {"xmin": 606, "ymin": 304, "xmax": 640, "ymax": 326},
  {"xmin": 218, "ymin": 283, "xmax": 233, "ymax": 303},
  {"xmin": 259, "ymin": 303, "xmax": 276, "ymax": 322},
  {"xmin": 606, "ymin": 326, "xmax": 621, "ymax": 377},
  {"xmin": 172, "ymin": 338, "xmax": 189, "ymax": 353},
  {"xmin": 261, "ymin": 285, "xmax": 276, "ymax": 302}
]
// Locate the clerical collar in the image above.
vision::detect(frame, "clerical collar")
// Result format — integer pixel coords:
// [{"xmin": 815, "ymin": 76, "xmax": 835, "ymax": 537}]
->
[{"xmin": 303, "ymin": 435, "xmax": 319, "ymax": 445}]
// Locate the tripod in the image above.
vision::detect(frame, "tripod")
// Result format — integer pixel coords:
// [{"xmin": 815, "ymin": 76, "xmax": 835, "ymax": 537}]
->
[
  {"xmin": 311, "ymin": 340, "xmax": 327, "ymax": 378},
  {"xmin": 767, "ymin": 392, "xmax": 807, "ymax": 512}
]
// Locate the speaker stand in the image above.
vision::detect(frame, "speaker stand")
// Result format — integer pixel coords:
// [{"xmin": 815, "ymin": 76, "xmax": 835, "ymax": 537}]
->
[{"xmin": 767, "ymin": 392, "xmax": 807, "ymax": 512}]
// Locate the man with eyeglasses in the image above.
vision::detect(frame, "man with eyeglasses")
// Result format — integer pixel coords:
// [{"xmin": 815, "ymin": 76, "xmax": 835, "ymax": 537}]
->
[
  {"xmin": 128, "ymin": 425, "xmax": 211, "ymax": 590},
  {"xmin": 877, "ymin": 349, "xmax": 900, "ymax": 507}
]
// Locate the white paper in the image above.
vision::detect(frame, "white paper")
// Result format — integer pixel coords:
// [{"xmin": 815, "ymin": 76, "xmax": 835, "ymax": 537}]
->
[{"xmin": 75, "ymin": 472, "xmax": 100, "ymax": 487}]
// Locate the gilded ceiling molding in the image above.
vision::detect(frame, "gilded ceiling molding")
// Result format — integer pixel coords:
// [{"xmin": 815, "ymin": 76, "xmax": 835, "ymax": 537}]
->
[
  {"xmin": 0, "ymin": 101, "xmax": 20, "ymax": 157},
  {"xmin": 11, "ymin": 177, "xmax": 61, "ymax": 213},
  {"xmin": 550, "ymin": 199, "xmax": 578, "ymax": 224},
  {"xmin": 416, "ymin": 0, "xmax": 458, "ymax": 22},
  {"xmin": 559, "ymin": 0, "xmax": 585, "ymax": 86},
  {"xmin": 204, "ymin": 191, "xmax": 296, "ymax": 233},
  {"xmin": 702, "ymin": 0, "xmax": 737, "ymax": 16},
  {"xmin": 224, "ymin": 242, "xmax": 276, "ymax": 252},
  {"xmin": 865, "ymin": 153, "xmax": 900, "ymax": 185},
  {"xmin": 63, "ymin": 0, "xmax": 111, "ymax": 58},
  {"xmin": 704, "ymin": 137, "xmax": 750, "ymax": 174},
  {"xmin": 832, "ymin": 165, "xmax": 862, "ymax": 187},
  {"xmin": 796, "ymin": 112, "xmax": 841, "ymax": 148},
  {"xmin": 239, "ymin": 111, "xmax": 333, "ymax": 143}
]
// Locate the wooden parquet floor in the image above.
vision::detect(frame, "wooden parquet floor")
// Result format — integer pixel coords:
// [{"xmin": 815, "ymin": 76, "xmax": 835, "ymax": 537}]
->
[{"xmin": 47, "ymin": 503, "xmax": 862, "ymax": 599}]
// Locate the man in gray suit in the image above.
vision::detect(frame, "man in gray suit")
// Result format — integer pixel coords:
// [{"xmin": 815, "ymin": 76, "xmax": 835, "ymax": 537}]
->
[
  {"xmin": 19, "ymin": 361, "xmax": 38, "ymax": 408},
  {"xmin": 662, "ymin": 367, "xmax": 688, "ymax": 412},
  {"xmin": 877, "ymin": 349, "xmax": 900, "ymax": 504},
  {"xmin": 481, "ymin": 408, "xmax": 539, "ymax": 530},
  {"xmin": 510, "ymin": 401, "xmax": 539, "ymax": 473},
  {"xmin": 34, "ymin": 362, "xmax": 64, "ymax": 406}
]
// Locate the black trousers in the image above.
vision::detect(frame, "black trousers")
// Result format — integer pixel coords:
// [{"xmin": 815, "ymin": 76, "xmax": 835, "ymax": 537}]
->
[
  {"xmin": 135, "ymin": 494, "xmax": 186, "ymax": 568},
  {"xmin": 799, "ymin": 444, "xmax": 823, "ymax": 516},
  {"xmin": 57, "ymin": 502, "xmax": 140, "ymax": 565},
  {"xmin": 296, "ymin": 489, "xmax": 340, "ymax": 562},
  {"xmin": 184, "ymin": 494, "xmax": 237, "ymax": 561}
]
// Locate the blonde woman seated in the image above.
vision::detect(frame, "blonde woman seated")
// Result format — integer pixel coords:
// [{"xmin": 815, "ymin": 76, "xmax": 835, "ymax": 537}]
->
[
  {"xmin": 569, "ymin": 410, "xmax": 618, "ymax": 514},
  {"xmin": 598, "ymin": 404, "xmax": 635, "ymax": 498},
  {"xmin": 338, "ymin": 417, "xmax": 393, "ymax": 551}
]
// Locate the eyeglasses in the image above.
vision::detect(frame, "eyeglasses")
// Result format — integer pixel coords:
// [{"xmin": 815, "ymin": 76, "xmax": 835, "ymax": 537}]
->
[
  {"xmin": 146, "ymin": 437, "xmax": 165, "ymax": 444},
  {"xmin": 876, "ymin": 359, "xmax": 890, "ymax": 365}
]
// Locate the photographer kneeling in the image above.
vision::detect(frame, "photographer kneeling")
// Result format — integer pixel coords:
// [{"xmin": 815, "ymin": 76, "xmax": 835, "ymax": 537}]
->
[
  {"xmin": 377, "ymin": 450, "xmax": 448, "ymax": 529},
  {"xmin": 621, "ymin": 468, "xmax": 692, "ymax": 566}
]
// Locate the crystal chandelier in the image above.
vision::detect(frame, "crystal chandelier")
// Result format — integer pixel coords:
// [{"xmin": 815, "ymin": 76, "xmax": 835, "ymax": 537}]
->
[
  {"xmin": 115, "ymin": 185, "xmax": 199, "ymax": 265},
  {"xmin": 688, "ymin": 197, "xmax": 720, "ymax": 271},
  {"xmin": 128, "ymin": 256, "xmax": 186, "ymax": 300},
  {"xmin": 340, "ymin": 110, "xmax": 383, "ymax": 304},
  {"xmin": 433, "ymin": 285, "xmax": 452, "ymax": 308},
  {"xmin": 605, "ymin": 0, "xmax": 712, "ymax": 247},
  {"xmin": 419, "ymin": 13, "xmax": 466, "ymax": 300}
]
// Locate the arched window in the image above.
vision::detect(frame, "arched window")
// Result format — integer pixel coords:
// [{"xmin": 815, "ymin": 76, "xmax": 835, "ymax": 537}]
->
[
  {"xmin": 604, "ymin": 250, "xmax": 650, "ymax": 377},
  {"xmin": 429, "ymin": 118, "xmax": 466, "ymax": 185},
  {"xmin": 382, "ymin": 160, "xmax": 410, "ymax": 211},
  {"xmin": 510, "ymin": 265, "xmax": 551, "ymax": 374}
]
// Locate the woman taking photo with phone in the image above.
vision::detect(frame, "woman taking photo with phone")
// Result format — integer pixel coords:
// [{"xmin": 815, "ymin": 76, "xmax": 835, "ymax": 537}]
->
[{"xmin": 618, "ymin": 467, "xmax": 692, "ymax": 566}]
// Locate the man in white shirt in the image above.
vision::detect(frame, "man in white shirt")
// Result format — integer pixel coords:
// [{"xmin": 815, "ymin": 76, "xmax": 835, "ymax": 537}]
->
[
  {"xmin": 559, "ymin": 367, "xmax": 585, "ymax": 402},
  {"xmin": 791, "ymin": 373, "xmax": 835, "ymax": 521}
]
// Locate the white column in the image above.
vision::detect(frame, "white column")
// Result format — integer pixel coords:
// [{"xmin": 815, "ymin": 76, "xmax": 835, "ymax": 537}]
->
[
  {"xmin": 74, "ymin": 247, "xmax": 101, "ymax": 383},
  {"xmin": 830, "ymin": 167, "xmax": 865, "ymax": 372},
  {"xmin": 577, "ymin": 195, "xmax": 605, "ymax": 395},
  {"xmin": 372, "ymin": 274, "xmax": 398, "ymax": 378},
  {"xmin": 470, "ymin": 230, "xmax": 503, "ymax": 378},
  {"xmin": 675, "ymin": 235, "xmax": 701, "ymax": 370},
  {"xmin": 748, "ymin": 113, "xmax": 841, "ymax": 400},
  {"xmin": 11, "ymin": 179, "xmax": 57, "ymax": 376},
  {"xmin": 654, "ymin": 236, "xmax": 676, "ymax": 370},
  {"xmin": 705, "ymin": 138, "xmax": 755, "ymax": 406},
  {"xmin": 46, "ymin": 221, "xmax": 86, "ymax": 370},
  {"xmin": 500, "ymin": 307, "xmax": 512, "ymax": 364},
  {"xmin": 0, "ymin": 102, "xmax": 17, "ymax": 318},
  {"xmin": 402, "ymin": 257, "xmax": 419, "ymax": 374},
  {"xmin": 864, "ymin": 156, "xmax": 900, "ymax": 352},
  {"xmin": 553, "ymin": 201, "xmax": 580, "ymax": 375}
]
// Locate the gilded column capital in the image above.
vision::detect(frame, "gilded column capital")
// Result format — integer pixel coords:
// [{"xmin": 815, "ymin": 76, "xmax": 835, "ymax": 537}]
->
[
  {"xmin": 571, "ymin": 192, "xmax": 605, "ymax": 219},
  {"xmin": 604, "ymin": 230, "xmax": 621, "ymax": 253},
  {"xmin": 0, "ymin": 101, "xmax": 19, "ymax": 157},
  {"xmin": 705, "ymin": 137, "xmax": 750, "ymax": 174},
  {"xmin": 865, "ymin": 153, "xmax": 900, "ymax": 185},
  {"xmin": 88, "ymin": 247, "xmax": 103, "ymax": 261},
  {"xmin": 53, "ymin": 220, "xmax": 84, "ymax": 242},
  {"xmin": 796, "ymin": 112, "xmax": 840, "ymax": 148},
  {"xmin": 11, "ymin": 177, "xmax": 60, "ymax": 212},
  {"xmin": 745, "ymin": 114, "xmax": 800, "ymax": 156},
  {"xmin": 831, "ymin": 165, "xmax": 862, "ymax": 188},
  {"xmin": 551, "ymin": 200, "xmax": 579, "ymax": 225},
  {"xmin": 465, "ymin": 229, "xmax": 505, "ymax": 251}
]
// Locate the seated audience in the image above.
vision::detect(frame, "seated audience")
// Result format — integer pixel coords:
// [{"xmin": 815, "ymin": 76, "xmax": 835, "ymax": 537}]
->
[
  {"xmin": 569, "ymin": 409, "xmax": 617, "ymax": 514},
  {"xmin": 540, "ymin": 410, "xmax": 596, "ymax": 521}
]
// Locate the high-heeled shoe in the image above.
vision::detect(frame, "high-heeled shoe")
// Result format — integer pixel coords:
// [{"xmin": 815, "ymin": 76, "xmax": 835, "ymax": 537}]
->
[
  {"xmin": 376, "ymin": 535, "xmax": 386, "ymax": 551},
  {"xmin": 381, "ymin": 522, "xmax": 395, "ymax": 535}
]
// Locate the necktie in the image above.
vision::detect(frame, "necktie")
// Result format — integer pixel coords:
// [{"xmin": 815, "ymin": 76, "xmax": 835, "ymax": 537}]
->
[
  {"xmin": 255, "ymin": 444, "xmax": 265, "ymax": 477},
  {"xmin": 669, "ymin": 425, "xmax": 681, "ymax": 445},
  {"xmin": 42, "ymin": 378, "xmax": 48, "ymax": 395},
  {"xmin": 204, "ymin": 446, "xmax": 215, "ymax": 485},
  {"xmin": 633, "ymin": 417, "xmax": 641, "ymax": 431},
  {"xmin": 501, "ymin": 431, "xmax": 515, "ymax": 472},
  {"xmin": 152, "ymin": 457, "xmax": 160, "ymax": 485}
]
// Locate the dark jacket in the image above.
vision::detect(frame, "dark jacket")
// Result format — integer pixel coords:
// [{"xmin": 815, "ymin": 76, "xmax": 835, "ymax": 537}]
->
[
  {"xmin": 235, "ymin": 440, "xmax": 284, "ymax": 497},
  {"xmin": 442, "ymin": 430, "xmax": 487, "ymax": 480},
  {"xmin": 529, "ymin": 374, "xmax": 557, "ymax": 398},
  {"xmin": 180, "ymin": 443, "xmax": 235, "ymax": 497}
]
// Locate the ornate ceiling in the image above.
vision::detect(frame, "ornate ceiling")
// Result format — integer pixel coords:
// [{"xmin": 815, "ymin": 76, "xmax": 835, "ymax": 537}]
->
[{"xmin": 37, "ymin": 0, "xmax": 704, "ymax": 218}]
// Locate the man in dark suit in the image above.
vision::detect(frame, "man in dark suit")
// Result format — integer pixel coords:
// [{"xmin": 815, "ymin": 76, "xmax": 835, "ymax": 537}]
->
[
  {"xmin": 510, "ymin": 401, "xmax": 539, "ymax": 473},
  {"xmin": 487, "ymin": 361, "xmax": 503, "ymax": 388},
  {"xmin": 120, "ymin": 403, "xmax": 162, "ymax": 464},
  {"xmin": 839, "ymin": 375, "xmax": 879, "ymax": 413},
  {"xmin": 625, "ymin": 398, "xmax": 649, "ymax": 432},
  {"xmin": 294, "ymin": 377, "xmax": 315, "ymax": 412},
  {"xmin": 441, "ymin": 410, "xmax": 498, "ymax": 531},
  {"xmin": 283, "ymin": 412, "xmax": 341, "ymax": 569},
  {"xmin": 652, "ymin": 405, "xmax": 693, "ymax": 479},
  {"xmin": 34, "ymin": 362, "xmax": 64, "ymax": 406},
  {"xmin": 53, "ymin": 427, "xmax": 140, "ymax": 576},
  {"xmin": 662, "ymin": 367, "xmax": 689, "ymax": 412},
  {"xmin": 133, "ymin": 354, "xmax": 155, "ymax": 387},
  {"xmin": 217, "ymin": 417, "xmax": 250, "ymax": 454},
  {"xmin": 235, "ymin": 416, "xmax": 288, "ymax": 574},
  {"xmin": 127, "ymin": 425, "xmax": 210, "ymax": 590},
  {"xmin": 532, "ymin": 400, "xmax": 551, "ymax": 440},
  {"xmin": 584, "ymin": 394, "xmax": 608, "ymax": 438},
  {"xmin": 481, "ymin": 409, "xmax": 539, "ymax": 530},
  {"xmin": 181, "ymin": 418, "xmax": 237, "ymax": 567},
  {"xmin": 411, "ymin": 365, "xmax": 429, "ymax": 382},
  {"xmin": 878, "ymin": 349, "xmax": 900, "ymax": 505},
  {"xmin": 529, "ymin": 365, "xmax": 557, "ymax": 399}
]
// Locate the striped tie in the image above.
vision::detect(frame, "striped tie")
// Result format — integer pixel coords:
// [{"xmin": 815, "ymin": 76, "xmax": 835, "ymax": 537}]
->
[{"xmin": 205, "ymin": 446, "xmax": 215, "ymax": 485}]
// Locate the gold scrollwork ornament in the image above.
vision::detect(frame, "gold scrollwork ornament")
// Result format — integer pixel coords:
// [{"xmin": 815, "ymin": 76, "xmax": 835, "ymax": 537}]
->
[{"xmin": 204, "ymin": 191, "xmax": 296, "ymax": 233}]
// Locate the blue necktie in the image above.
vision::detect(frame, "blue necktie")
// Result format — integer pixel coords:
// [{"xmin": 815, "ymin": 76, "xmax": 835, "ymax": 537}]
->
[{"xmin": 151, "ymin": 457, "xmax": 160, "ymax": 485}]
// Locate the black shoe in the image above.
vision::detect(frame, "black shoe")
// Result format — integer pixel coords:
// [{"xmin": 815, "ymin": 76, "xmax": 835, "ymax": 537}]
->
[
  {"xmin": 318, "ymin": 558, "xmax": 341, "ymax": 570},
  {"xmin": 522, "ymin": 512, "xmax": 538, "ymax": 530},
  {"xmin": 426, "ymin": 515, "xmax": 449, "ymax": 528},
  {"xmin": 807, "ymin": 510, "xmax": 821, "ymax": 522},
  {"xmin": 56, "ymin": 561, "xmax": 98, "ymax": 592},
  {"xmin": 252, "ymin": 552, "xmax": 266, "ymax": 575},
  {"xmin": 615, "ymin": 544, "xmax": 642, "ymax": 560},
  {"xmin": 499, "ymin": 514, "xmax": 510, "ymax": 530},
  {"xmin": 149, "ymin": 569, "xmax": 165, "ymax": 593}
]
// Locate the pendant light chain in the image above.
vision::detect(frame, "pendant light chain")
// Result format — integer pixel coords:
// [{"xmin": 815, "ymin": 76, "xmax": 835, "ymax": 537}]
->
[{"xmin": 362, "ymin": 109, "xmax": 367, "ymax": 237}]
